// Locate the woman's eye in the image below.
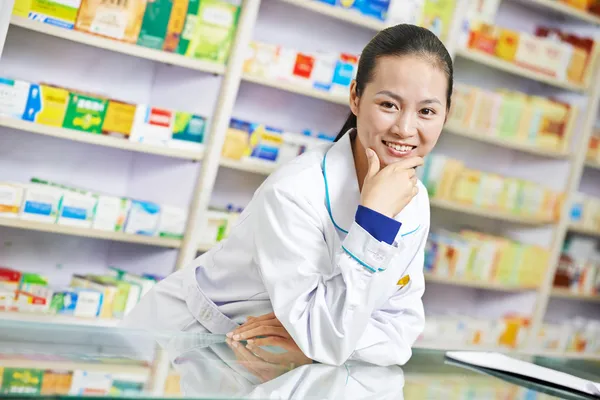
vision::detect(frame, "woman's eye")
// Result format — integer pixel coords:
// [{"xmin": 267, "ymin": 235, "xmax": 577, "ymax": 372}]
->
[
  {"xmin": 381, "ymin": 101, "xmax": 396, "ymax": 109},
  {"xmin": 420, "ymin": 108, "xmax": 435, "ymax": 116}
]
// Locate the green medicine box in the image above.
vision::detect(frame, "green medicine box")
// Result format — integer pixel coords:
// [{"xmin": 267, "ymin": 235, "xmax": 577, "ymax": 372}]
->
[
  {"xmin": 62, "ymin": 93, "xmax": 108, "ymax": 133},
  {"xmin": 137, "ymin": 0, "xmax": 174, "ymax": 50}
]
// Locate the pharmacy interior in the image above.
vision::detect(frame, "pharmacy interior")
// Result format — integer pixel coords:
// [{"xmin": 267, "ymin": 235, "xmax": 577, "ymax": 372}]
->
[{"xmin": 0, "ymin": 0, "xmax": 599, "ymax": 397}]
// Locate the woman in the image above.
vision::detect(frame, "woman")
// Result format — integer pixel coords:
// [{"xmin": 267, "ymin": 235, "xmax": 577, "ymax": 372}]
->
[{"xmin": 123, "ymin": 24, "xmax": 453, "ymax": 366}]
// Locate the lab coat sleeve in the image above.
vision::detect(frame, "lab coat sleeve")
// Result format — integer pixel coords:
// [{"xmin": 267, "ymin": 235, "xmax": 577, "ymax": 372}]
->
[
  {"xmin": 253, "ymin": 186, "xmax": 417, "ymax": 366},
  {"xmin": 348, "ymin": 224, "xmax": 428, "ymax": 366}
]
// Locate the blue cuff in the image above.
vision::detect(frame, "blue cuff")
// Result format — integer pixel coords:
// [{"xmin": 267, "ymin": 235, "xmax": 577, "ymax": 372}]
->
[{"xmin": 355, "ymin": 205, "xmax": 401, "ymax": 245}]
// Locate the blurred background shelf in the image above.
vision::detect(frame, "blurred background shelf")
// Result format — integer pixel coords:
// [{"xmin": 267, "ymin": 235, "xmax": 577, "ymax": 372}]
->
[
  {"xmin": 242, "ymin": 73, "xmax": 349, "ymax": 105},
  {"xmin": 444, "ymin": 122, "xmax": 571, "ymax": 159},
  {"xmin": 10, "ymin": 16, "xmax": 226, "ymax": 75},
  {"xmin": 0, "ymin": 311, "xmax": 120, "ymax": 327},
  {"xmin": 0, "ymin": 359, "xmax": 150, "ymax": 374},
  {"xmin": 429, "ymin": 198, "xmax": 554, "ymax": 225},
  {"xmin": 514, "ymin": 0, "xmax": 600, "ymax": 24},
  {"xmin": 586, "ymin": 159, "xmax": 600, "ymax": 170},
  {"xmin": 455, "ymin": 48, "xmax": 587, "ymax": 92},
  {"xmin": 424, "ymin": 273, "xmax": 538, "ymax": 292},
  {"xmin": 219, "ymin": 157, "xmax": 278, "ymax": 175},
  {"xmin": 551, "ymin": 288, "xmax": 600, "ymax": 303},
  {"xmin": 0, "ymin": 218, "xmax": 181, "ymax": 248},
  {"xmin": 280, "ymin": 0, "xmax": 387, "ymax": 30},
  {"xmin": 568, "ymin": 224, "xmax": 600, "ymax": 238},
  {"xmin": 0, "ymin": 117, "xmax": 205, "ymax": 161}
]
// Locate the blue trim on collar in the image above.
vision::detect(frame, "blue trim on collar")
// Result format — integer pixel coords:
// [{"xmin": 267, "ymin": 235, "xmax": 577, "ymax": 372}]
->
[
  {"xmin": 401, "ymin": 225, "xmax": 421, "ymax": 237},
  {"xmin": 322, "ymin": 152, "xmax": 349, "ymax": 234}
]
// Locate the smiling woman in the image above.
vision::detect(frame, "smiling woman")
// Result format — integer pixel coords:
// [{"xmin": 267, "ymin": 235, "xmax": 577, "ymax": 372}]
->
[{"xmin": 123, "ymin": 24, "xmax": 453, "ymax": 367}]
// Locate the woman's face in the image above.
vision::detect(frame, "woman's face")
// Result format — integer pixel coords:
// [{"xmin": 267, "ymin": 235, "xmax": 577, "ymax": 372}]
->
[{"xmin": 350, "ymin": 55, "xmax": 448, "ymax": 168}]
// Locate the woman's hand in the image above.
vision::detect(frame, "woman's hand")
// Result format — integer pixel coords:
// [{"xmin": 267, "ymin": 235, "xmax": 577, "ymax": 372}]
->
[
  {"xmin": 226, "ymin": 338, "xmax": 291, "ymax": 382},
  {"xmin": 360, "ymin": 148, "xmax": 423, "ymax": 218}
]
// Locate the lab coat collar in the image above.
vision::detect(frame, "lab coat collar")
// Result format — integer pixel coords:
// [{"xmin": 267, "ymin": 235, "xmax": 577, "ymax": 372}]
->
[{"xmin": 322, "ymin": 130, "xmax": 360, "ymax": 235}]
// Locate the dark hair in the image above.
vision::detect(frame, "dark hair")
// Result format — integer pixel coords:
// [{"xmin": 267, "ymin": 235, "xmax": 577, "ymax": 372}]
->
[{"xmin": 335, "ymin": 24, "xmax": 453, "ymax": 141}]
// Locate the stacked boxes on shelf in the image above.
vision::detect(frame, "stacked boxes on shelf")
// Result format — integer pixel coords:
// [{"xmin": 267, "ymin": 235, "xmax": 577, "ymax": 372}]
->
[
  {"xmin": 0, "ymin": 367, "xmax": 147, "ymax": 396},
  {"xmin": 419, "ymin": 154, "xmax": 563, "ymax": 221},
  {"xmin": 0, "ymin": 77, "xmax": 208, "ymax": 151},
  {"xmin": 571, "ymin": 192, "xmax": 600, "ymax": 233},
  {"xmin": 12, "ymin": 0, "xmax": 241, "ymax": 64},
  {"xmin": 537, "ymin": 317, "xmax": 600, "ymax": 355},
  {"xmin": 418, "ymin": 314, "xmax": 531, "ymax": 349},
  {"xmin": 0, "ymin": 179, "xmax": 187, "ymax": 239},
  {"xmin": 0, "ymin": 266, "xmax": 157, "ymax": 319},
  {"xmin": 425, "ymin": 230, "xmax": 549, "ymax": 288},
  {"xmin": 449, "ymin": 82, "xmax": 577, "ymax": 152},
  {"xmin": 221, "ymin": 117, "xmax": 334, "ymax": 165},
  {"xmin": 463, "ymin": 20, "xmax": 598, "ymax": 86},
  {"xmin": 554, "ymin": 235, "xmax": 600, "ymax": 296}
]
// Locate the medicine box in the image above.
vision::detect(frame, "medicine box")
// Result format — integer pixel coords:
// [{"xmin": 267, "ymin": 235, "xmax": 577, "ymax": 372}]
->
[
  {"xmin": 50, "ymin": 288, "xmax": 103, "ymax": 318},
  {"xmin": 76, "ymin": 0, "xmax": 148, "ymax": 43},
  {"xmin": 137, "ymin": 0, "xmax": 174, "ymax": 49},
  {"xmin": 124, "ymin": 200, "xmax": 161, "ymax": 236},
  {"xmin": 23, "ymin": 0, "xmax": 83, "ymax": 29},
  {"xmin": 157, "ymin": 205, "xmax": 187, "ymax": 239},
  {"xmin": 57, "ymin": 189, "xmax": 96, "ymax": 228},
  {"xmin": 188, "ymin": 0, "xmax": 241, "ymax": 63},
  {"xmin": 108, "ymin": 267, "xmax": 155, "ymax": 297},
  {"xmin": 92, "ymin": 195, "xmax": 131, "ymax": 232},
  {"xmin": 0, "ymin": 267, "xmax": 21, "ymax": 311},
  {"xmin": 102, "ymin": 100, "xmax": 136, "ymax": 137},
  {"xmin": 22, "ymin": 84, "xmax": 70, "ymax": 127},
  {"xmin": 175, "ymin": 0, "xmax": 200, "ymax": 55},
  {"xmin": 169, "ymin": 112, "xmax": 206, "ymax": 149},
  {"xmin": 129, "ymin": 105, "xmax": 174, "ymax": 145},
  {"xmin": 20, "ymin": 183, "xmax": 63, "ymax": 223},
  {"xmin": 163, "ymin": 0, "xmax": 188, "ymax": 51},
  {"xmin": 70, "ymin": 275, "xmax": 116, "ymax": 319},
  {"xmin": 0, "ymin": 183, "xmax": 24, "ymax": 218},
  {"xmin": 331, "ymin": 53, "xmax": 358, "ymax": 95},
  {"xmin": 0, "ymin": 77, "xmax": 30, "ymax": 119},
  {"xmin": 62, "ymin": 92, "xmax": 108, "ymax": 133}
]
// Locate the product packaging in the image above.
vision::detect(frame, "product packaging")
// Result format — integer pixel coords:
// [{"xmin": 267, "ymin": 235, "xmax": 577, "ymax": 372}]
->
[
  {"xmin": 174, "ymin": 0, "xmax": 200, "ymax": 55},
  {"xmin": 0, "ymin": 182, "xmax": 24, "ymax": 218},
  {"xmin": 70, "ymin": 275, "xmax": 117, "ymax": 318},
  {"xmin": 0, "ymin": 77, "xmax": 30, "ymax": 119},
  {"xmin": 68, "ymin": 371, "xmax": 113, "ymax": 396},
  {"xmin": 124, "ymin": 200, "xmax": 161, "ymax": 236},
  {"xmin": 0, "ymin": 267, "xmax": 21, "ymax": 311},
  {"xmin": 157, "ymin": 205, "xmax": 187, "ymax": 239},
  {"xmin": 108, "ymin": 267, "xmax": 155, "ymax": 297},
  {"xmin": 90, "ymin": 275, "xmax": 140, "ymax": 318},
  {"xmin": 49, "ymin": 288, "xmax": 103, "ymax": 318},
  {"xmin": 243, "ymin": 41, "xmax": 280, "ymax": 78},
  {"xmin": 187, "ymin": 0, "xmax": 241, "ymax": 63},
  {"xmin": 163, "ymin": 0, "xmax": 189, "ymax": 51},
  {"xmin": 129, "ymin": 105, "xmax": 175, "ymax": 145},
  {"xmin": 76, "ymin": 0, "xmax": 148, "ymax": 42},
  {"xmin": 40, "ymin": 370, "xmax": 73, "ymax": 395},
  {"xmin": 330, "ymin": 53, "xmax": 359, "ymax": 95},
  {"xmin": 20, "ymin": 0, "xmax": 83, "ymax": 29},
  {"xmin": 223, "ymin": 119, "xmax": 283, "ymax": 162},
  {"xmin": 102, "ymin": 100, "xmax": 137, "ymax": 137},
  {"xmin": 15, "ymin": 272, "xmax": 52, "ymax": 312},
  {"xmin": 291, "ymin": 52, "xmax": 316, "ymax": 86},
  {"xmin": 22, "ymin": 84, "xmax": 70, "ymax": 127},
  {"xmin": 278, "ymin": 131, "xmax": 326, "ymax": 165},
  {"xmin": 92, "ymin": 195, "xmax": 131, "ymax": 232},
  {"xmin": 56, "ymin": 189, "xmax": 97, "ymax": 228},
  {"xmin": 169, "ymin": 112, "xmax": 206, "ymax": 149},
  {"xmin": 62, "ymin": 92, "xmax": 109, "ymax": 133},
  {"xmin": 137, "ymin": 0, "xmax": 174, "ymax": 49},
  {"xmin": 1, "ymin": 368, "xmax": 44, "ymax": 395},
  {"xmin": 20, "ymin": 183, "xmax": 63, "ymax": 223}
]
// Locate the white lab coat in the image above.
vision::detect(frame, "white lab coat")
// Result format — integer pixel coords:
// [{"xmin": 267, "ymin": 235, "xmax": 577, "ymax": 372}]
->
[{"xmin": 123, "ymin": 131, "xmax": 429, "ymax": 366}]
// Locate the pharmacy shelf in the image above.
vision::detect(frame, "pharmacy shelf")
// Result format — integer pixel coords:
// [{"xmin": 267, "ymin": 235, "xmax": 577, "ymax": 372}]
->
[
  {"xmin": 513, "ymin": 0, "xmax": 600, "ymax": 25},
  {"xmin": 0, "ymin": 117, "xmax": 205, "ymax": 161},
  {"xmin": 10, "ymin": 16, "xmax": 225, "ymax": 75},
  {"xmin": 280, "ymin": 0, "xmax": 386, "ymax": 31},
  {"xmin": 219, "ymin": 157, "xmax": 278, "ymax": 175},
  {"xmin": 0, "ymin": 218, "xmax": 181, "ymax": 248},
  {"xmin": 424, "ymin": 273, "xmax": 538, "ymax": 292},
  {"xmin": 551, "ymin": 288, "xmax": 600, "ymax": 303},
  {"xmin": 585, "ymin": 159, "xmax": 600, "ymax": 170},
  {"xmin": 429, "ymin": 198, "xmax": 554, "ymax": 226},
  {"xmin": 444, "ymin": 122, "xmax": 571, "ymax": 159},
  {"xmin": 455, "ymin": 48, "xmax": 587, "ymax": 92},
  {"xmin": 0, "ymin": 311, "xmax": 120, "ymax": 327},
  {"xmin": 568, "ymin": 224, "xmax": 600, "ymax": 238},
  {"xmin": 0, "ymin": 358, "xmax": 150, "ymax": 375},
  {"xmin": 242, "ymin": 73, "xmax": 349, "ymax": 105},
  {"xmin": 198, "ymin": 242, "xmax": 214, "ymax": 253}
]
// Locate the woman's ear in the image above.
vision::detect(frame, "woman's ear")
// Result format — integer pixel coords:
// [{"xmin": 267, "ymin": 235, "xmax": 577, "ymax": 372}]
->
[{"xmin": 349, "ymin": 80, "xmax": 359, "ymax": 116}]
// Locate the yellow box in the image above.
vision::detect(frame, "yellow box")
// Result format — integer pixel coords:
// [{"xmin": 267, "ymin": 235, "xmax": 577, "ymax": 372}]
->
[
  {"xmin": 102, "ymin": 100, "xmax": 136, "ymax": 137},
  {"xmin": 452, "ymin": 169, "xmax": 482, "ymax": 205},
  {"xmin": 12, "ymin": 0, "xmax": 32, "ymax": 17},
  {"xmin": 76, "ymin": 0, "xmax": 148, "ymax": 43},
  {"xmin": 22, "ymin": 84, "xmax": 69, "ymax": 127},
  {"xmin": 495, "ymin": 28, "xmax": 519, "ymax": 62},
  {"xmin": 448, "ymin": 84, "xmax": 478, "ymax": 126}
]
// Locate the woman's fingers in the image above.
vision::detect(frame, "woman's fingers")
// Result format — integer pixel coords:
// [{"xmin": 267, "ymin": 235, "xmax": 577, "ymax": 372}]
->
[
  {"xmin": 249, "ymin": 336, "xmax": 300, "ymax": 353},
  {"xmin": 228, "ymin": 317, "xmax": 281, "ymax": 338},
  {"xmin": 231, "ymin": 325, "xmax": 290, "ymax": 341}
]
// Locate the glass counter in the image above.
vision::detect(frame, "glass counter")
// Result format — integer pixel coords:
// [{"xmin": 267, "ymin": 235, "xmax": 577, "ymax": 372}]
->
[{"xmin": 0, "ymin": 319, "xmax": 598, "ymax": 399}]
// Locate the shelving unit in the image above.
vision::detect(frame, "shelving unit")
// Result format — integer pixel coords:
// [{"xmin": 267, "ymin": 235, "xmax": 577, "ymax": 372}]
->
[
  {"xmin": 586, "ymin": 159, "xmax": 600, "ymax": 170},
  {"xmin": 568, "ymin": 224, "xmax": 600, "ymax": 238},
  {"xmin": 514, "ymin": 0, "xmax": 600, "ymax": 25},
  {"xmin": 9, "ymin": 16, "xmax": 225, "ymax": 75},
  {"xmin": 429, "ymin": 198, "xmax": 555, "ymax": 226},
  {"xmin": 219, "ymin": 157, "xmax": 278, "ymax": 175},
  {"xmin": 424, "ymin": 273, "xmax": 538, "ymax": 292},
  {"xmin": 242, "ymin": 73, "xmax": 349, "ymax": 105},
  {"xmin": 0, "ymin": 359, "xmax": 150, "ymax": 375},
  {"xmin": 551, "ymin": 288, "xmax": 600, "ymax": 303},
  {"xmin": 0, "ymin": 218, "xmax": 181, "ymax": 248},
  {"xmin": 0, "ymin": 311, "xmax": 120, "ymax": 327},
  {"xmin": 455, "ymin": 49, "xmax": 588, "ymax": 92},
  {"xmin": 0, "ymin": 117, "xmax": 205, "ymax": 161},
  {"xmin": 443, "ymin": 122, "xmax": 571, "ymax": 159}
]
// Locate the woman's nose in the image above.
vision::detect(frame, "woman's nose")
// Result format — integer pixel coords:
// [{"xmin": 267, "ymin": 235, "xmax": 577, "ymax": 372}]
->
[{"xmin": 394, "ymin": 112, "xmax": 418, "ymax": 138}]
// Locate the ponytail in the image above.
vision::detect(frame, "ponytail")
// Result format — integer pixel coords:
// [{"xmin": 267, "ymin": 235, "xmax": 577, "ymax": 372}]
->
[{"xmin": 335, "ymin": 112, "xmax": 357, "ymax": 142}]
